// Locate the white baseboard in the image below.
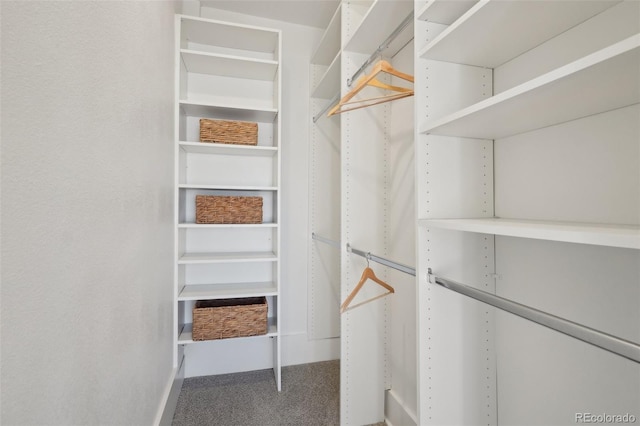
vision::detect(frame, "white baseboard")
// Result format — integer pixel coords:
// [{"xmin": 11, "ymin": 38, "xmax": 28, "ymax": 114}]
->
[
  {"xmin": 281, "ymin": 333, "xmax": 340, "ymax": 367},
  {"xmin": 385, "ymin": 388, "xmax": 417, "ymax": 426},
  {"xmin": 155, "ymin": 356, "xmax": 185, "ymax": 426}
]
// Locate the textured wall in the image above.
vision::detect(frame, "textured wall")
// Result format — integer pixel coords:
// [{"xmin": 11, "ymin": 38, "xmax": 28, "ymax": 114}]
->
[{"xmin": 1, "ymin": 1, "xmax": 176, "ymax": 424}]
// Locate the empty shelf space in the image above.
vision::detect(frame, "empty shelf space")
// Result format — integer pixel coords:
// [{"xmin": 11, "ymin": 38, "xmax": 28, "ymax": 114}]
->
[
  {"xmin": 311, "ymin": 52, "xmax": 341, "ymax": 99},
  {"xmin": 311, "ymin": 3, "xmax": 342, "ymax": 66},
  {"xmin": 179, "ymin": 101, "xmax": 278, "ymax": 123},
  {"xmin": 178, "ymin": 318, "xmax": 278, "ymax": 345},
  {"xmin": 181, "ymin": 50, "xmax": 278, "ymax": 81},
  {"xmin": 178, "ymin": 282, "xmax": 278, "ymax": 301},
  {"xmin": 416, "ymin": 0, "xmax": 477, "ymax": 25},
  {"xmin": 418, "ymin": 0, "xmax": 619, "ymax": 68},
  {"xmin": 419, "ymin": 36, "xmax": 640, "ymax": 139},
  {"xmin": 178, "ymin": 141, "xmax": 277, "ymax": 156},
  {"xmin": 178, "ymin": 251, "xmax": 278, "ymax": 264},
  {"xmin": 419, "ymin": 218, "xmax": 640, "ymax": 249},
  {"xmin": 180, "ymin": 15, "xmax": 279, "ymax": 56},
  {"xmin": 344, "ymin": 0, "xmax": 414, "ymax": 56}
]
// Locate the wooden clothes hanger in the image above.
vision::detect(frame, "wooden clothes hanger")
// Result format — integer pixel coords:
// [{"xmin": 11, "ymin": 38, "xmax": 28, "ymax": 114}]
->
[
  {"xmin": 340, "ymin": 259, "xmax": 395, "ymax": 313},
  {"xmin": 328, "ymin": 59, "xmax": 414, "ymax": 117},
  {"xmin": 333, "ymin": 91, "xmax": 414, "ymax": 115}
]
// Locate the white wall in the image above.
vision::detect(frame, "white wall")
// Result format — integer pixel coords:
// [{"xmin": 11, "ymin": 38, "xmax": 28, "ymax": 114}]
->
[
  {"xmin": 182, "ymin": 6, "xmax": 340, "ymax": 377},
  {"xmin": 1, "ymin": 1, "xmax": 177, "ymax": 424}
]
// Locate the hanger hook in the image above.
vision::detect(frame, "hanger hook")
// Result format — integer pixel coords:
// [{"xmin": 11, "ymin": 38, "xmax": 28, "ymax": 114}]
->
[{"xmin": 366, "ymin": 252, "xmax": 371, "ymax": 267}]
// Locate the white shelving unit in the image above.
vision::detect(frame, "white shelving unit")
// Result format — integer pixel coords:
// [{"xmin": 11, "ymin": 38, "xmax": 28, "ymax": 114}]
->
[
  {"xmin": 174, "ymin": 15, "xmax": 282, "ymax": 390},
  {"xmin": 308, "ymin": 2, "xmax": 342, "ymax": 352},
  {"xmin": 416, "ymin": 0, "xmax": 639, "ymax": 424},
  {"xmin": 310, "ymin": 2, "xmax": 417, "ymax": 425}
]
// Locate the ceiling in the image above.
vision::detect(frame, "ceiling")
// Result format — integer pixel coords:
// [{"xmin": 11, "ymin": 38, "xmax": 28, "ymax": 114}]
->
[{"xmin": 200, "ymin": 0, "xmax": 341, "ymax": 29}]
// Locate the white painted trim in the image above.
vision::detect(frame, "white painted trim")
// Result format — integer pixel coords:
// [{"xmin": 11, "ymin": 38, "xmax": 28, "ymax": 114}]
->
[
  {"xmin": 155, "ymin": 357, "xmax": 185, "ymax": 426},
  {"xmin": 385, "ymin": 389, "xmax": 418, "ymax": 426},
  {"xmin": 281, "ymin": 334, "xmax": 340, "ymax": 367}
]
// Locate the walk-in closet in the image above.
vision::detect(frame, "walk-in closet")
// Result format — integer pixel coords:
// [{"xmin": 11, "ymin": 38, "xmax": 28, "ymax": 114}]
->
[{"xmin": 1, "ymin": 1, "xmax": 638, "ymax": 425}]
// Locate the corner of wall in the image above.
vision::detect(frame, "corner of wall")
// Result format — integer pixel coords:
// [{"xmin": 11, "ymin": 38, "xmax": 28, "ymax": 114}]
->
[{"xmin": 180, "ymin": 0, "xmax": 201, "ymax": 16}]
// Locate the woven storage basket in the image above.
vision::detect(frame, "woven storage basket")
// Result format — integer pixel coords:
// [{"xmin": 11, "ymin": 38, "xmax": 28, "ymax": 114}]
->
[
  {"xmin": 199, "ymin": 119, "xmax": 258, "ymax": 145},
  {"xmin": 196, "ymin": 195, "xmax": 263, "ymax": 224},
  {"xmin": 192, "ymin": 297, "xmax": 268, "ymax": 341}
]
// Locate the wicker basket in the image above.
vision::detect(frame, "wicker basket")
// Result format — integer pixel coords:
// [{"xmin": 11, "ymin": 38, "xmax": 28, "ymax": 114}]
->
[
  {"xmin": 199, "ymin": 119, "xmax": 258, "ymax": 145},
  {"xmin": 195, "ymin": 195, "xmax": 263, "ymax": 224},
  {"xmin": 192, "ymin": 297, "xmax": 268, "ymax": 341}
]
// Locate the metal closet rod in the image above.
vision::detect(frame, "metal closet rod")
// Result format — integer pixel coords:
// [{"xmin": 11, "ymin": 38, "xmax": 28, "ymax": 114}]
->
[
  {"xmin": 312, "ymin": 10, "xmax": 414, "ymax": 124},
  {"xmin": 347, "ymin": 244, "xmax": 416, "ymax": 277},
  {"xmin": 311, "ymin": 232, "xmax": 341, "ymax": 248},
  {"xmin": 311, "ymin": 233, "xmax": 416, "ymax": 276},
  {"xmin": 428, "ymin": 269, "xmax": 640, "ymax": 364},
  {"xmin": 312, "ymin": 93, "xmax": 340, "ymax": 124},
  {"xmin": 313, "ymin": 229, "xmax": 639, "ymax": 362}
]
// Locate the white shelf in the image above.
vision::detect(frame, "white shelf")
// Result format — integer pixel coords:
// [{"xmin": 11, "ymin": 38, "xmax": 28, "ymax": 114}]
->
[
  {"xmin": 419, "ymin": 218, "xmax": 640, "ymax": 249},
  {"xmin": 311, "ymin": 52, "xmax": 341, "ymax": 99},
  {"xmin": 178, "ymin": 223, "xmax": 277, "ymax": 229},
  {"xmin": 344, "ymin": 0, "xmax": 414, "ymax": 56},
  {"xmin": 179, "ymin": 141, "xmax": 277, "ymax": 156},
  {"xmin": 311, "ymin": 3, "xmax": 342, "ymax": 66},
  {"xmin": 178, "ymin": 184, "xmax": 278, "ymax": 191},
  {"xmin": 416, "ymin": 0, "xmax": 477, "ymax": 25},
  {"xmin": 180, "ymin": 15, "xmax": 279, "ymax": 55},
  {"xmin": 178, "ymin": 318, "xmax": 278, "ymax": 345},
  {"xmin": 179, "ymin": 101, "xmax": 278, "ymax": 123},
  {"xmin": 181, "ymin": 50, "xmax": 278, "ymax": 81},
  {"xmin": 178, "ymin": 251, "xmax": 278, "ymax": 264},
  {"xmin": 418, "ymin": 0, "xmax": 619, "ymax": 68},
  {"xmin": 178, "ymin": 281, "xmax": 278, "ymax": 301},
  {"xmin": 420, "ymin": 36, "xmax": 640, "ymax": 139}
]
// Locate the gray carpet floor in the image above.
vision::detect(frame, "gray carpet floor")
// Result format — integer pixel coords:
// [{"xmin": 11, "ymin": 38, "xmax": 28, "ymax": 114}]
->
[{"xmin": 173, "ymin": 360, "xmax": 347, "ymax": 426}]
